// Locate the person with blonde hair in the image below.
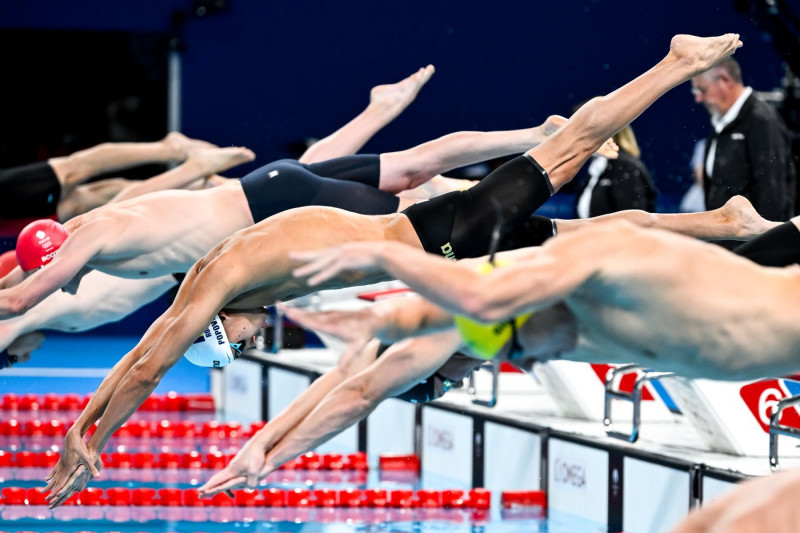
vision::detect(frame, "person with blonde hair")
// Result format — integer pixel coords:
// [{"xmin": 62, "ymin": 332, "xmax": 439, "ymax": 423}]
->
[{"xmin": 575, "ymin": 123, "xmax": 657, "ymax": 217}]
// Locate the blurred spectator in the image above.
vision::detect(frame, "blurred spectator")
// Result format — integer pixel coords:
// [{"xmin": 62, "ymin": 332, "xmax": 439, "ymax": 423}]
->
[
  {"xmin": 691, "ymin": 57, "xmax": 796, "ymax": 229},
  {"xmin": 679, "ymin": 138, "xmax": 707, "ymax": 213},
  {"xmin": 575, "ymin": 125, "xmax": 657, "ymax": 218}
]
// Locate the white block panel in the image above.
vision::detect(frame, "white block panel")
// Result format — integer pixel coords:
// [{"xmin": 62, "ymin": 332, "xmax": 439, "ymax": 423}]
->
[
  {"xmin": 421, "ymin": 408, "xmax": 473, "ymax": 488},
  {"xmin": 267, "ymin": 367, "xmax": 310, "ymax": 420},
  {"xmin": 367, "ymin": 398, "xmax": 416, "ymax": 465},
  {"xmin": 702, "ymin": 476, "xmax": 739, "ymax": 504},
  {"xmin": 484, "ymin": 422, "xmax": 542, "ymax": 491},
  {"xmin": 623, "ymin": 457, "xmax": 689, "ymax": 533},
  {"xmin": 223, "ymin": 359, "xmax": 262, "ymax": 424},
  {"xmin": 548, "ymin": 439, "xmax": 608, "ymax": 527}
]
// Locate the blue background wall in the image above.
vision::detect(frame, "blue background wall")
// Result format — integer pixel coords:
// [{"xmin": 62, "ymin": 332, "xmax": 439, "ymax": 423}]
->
[{"xmin": 0, "ymin": 0, "xmax": 789, "ymax": 194}]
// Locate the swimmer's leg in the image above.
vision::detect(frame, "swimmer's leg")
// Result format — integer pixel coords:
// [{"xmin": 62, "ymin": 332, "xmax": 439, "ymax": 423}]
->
[
  {"xmin": 299, "ymin": 66, "xmax": 435, "ymax": 164},
  {"xmin": 527, "ymin": 34, "xmax": 742, "ymax": 191},
  {"xmin": 378, "ymin": 115, "xmax": 566, "ymax": 194},
  {"xmin": 109, "ymin": 146, "xmax": 255, "ymax": 203},
  {"xmin": 556, "ymin": 195, "xmax": 778, "ymax": 241},
  {"xmin": 49, "ymin": 132, "xmax": 216, "ymax": 197}
]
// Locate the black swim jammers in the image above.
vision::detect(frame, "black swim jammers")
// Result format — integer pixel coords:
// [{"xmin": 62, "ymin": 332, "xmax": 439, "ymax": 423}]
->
[
  {"xmin": 733, "ymin": 221, "xmax": 800, "ymax": 267},
  {"xmin": 402, "ymin": 153, "xmax": 555, "ymax": 259}
]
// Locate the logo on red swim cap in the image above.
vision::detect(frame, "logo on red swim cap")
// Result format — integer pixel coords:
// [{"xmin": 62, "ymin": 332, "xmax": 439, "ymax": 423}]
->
[{"xmin": 16, "ymin": 219, "xmax": 69, "ymax": 271}]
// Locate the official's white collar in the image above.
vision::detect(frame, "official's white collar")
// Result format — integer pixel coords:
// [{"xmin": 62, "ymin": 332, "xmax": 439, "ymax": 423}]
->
[{"xmin": 711, "ymin": 86, "xmax": 752, "ymax": 133}]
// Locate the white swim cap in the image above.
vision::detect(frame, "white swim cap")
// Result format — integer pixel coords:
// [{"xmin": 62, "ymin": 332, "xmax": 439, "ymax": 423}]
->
[{"xmin": 183, "ymin": 315, "xmax": 240, "ymax": 368}]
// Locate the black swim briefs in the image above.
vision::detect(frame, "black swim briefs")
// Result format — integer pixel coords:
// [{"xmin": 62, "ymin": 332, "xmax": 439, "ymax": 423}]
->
[
  {"xmin": 240, "ymin": 155, "xmax": 399, "ymax": 223},
  {"xmin": 0, "ymin": 162, "xmax": 61, "ymax": 219}
]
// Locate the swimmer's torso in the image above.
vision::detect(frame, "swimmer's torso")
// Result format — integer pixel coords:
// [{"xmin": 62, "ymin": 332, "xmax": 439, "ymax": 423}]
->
[
  {"xmin": 81, "ymin": 186, "xmax": 253, "ymax": 277},
  {"xmin": 564, "ymin": 230, "xmax": 800, "ymax": 380},
  {"xmin": 220, "ymin": 207, "xmax": 420, "ymax": 308}
]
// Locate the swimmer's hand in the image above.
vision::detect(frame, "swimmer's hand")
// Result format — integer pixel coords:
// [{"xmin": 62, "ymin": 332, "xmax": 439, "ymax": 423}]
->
[
  {"xmin": 290, "ymin": 243, "xmax": 386, "ymax": 287},
  {"xmin": 278, "ymin": 303, "xmax": 376, "ymax": 368},
  {"xmin": 197, "ymin": 437, "xmax": 275, "ymax": 497},
  {"xmin": 41, "ymin": 429, "xmax": 101, "ymax": 508}
]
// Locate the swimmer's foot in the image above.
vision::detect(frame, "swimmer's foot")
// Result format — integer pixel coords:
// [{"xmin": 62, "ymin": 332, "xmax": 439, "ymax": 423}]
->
[
  {"xmin": 667, "ymin": 34, "xmax": 742, "ymax": 77},
  {"xmin": 369, "ymin": 65, "xmax": 435, "ymax": 120},
  {"xmin": 595, "ymin": 138, "xmax": 620, "ymax": 159},
  {"xmin": 719, "ymin": 195, "xmax": 780, "ymax": 239},
  {"xmin": 185, "ymin": 146, "xmax": 256, "ymax": 177},
  {"xmin": 163, "ymin": 132, "xmax": 219, "ymax": 161},
  {"xmin": 542, "ymin": 115, "xmax": 568, "ymax": 137}
]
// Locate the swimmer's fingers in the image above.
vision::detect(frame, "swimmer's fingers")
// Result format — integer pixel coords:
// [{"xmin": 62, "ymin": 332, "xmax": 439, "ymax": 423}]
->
[
  {"xmin": 280, "ymin": 306, "xmax": 349, "ymax": 339},
  {"xmin": 41, "ymin": 465, "xmax": 63, "ymax": 494},
  {"xmin": 291, "ymin": 254, "xmax": 344, "ymax": 286},
  {"xmin": 198, "ymin": 466, "xmax": 243, "ymax": 497},
  {"xmin": 290, "ymin": 249, "xmax": 334, "ymax": 277},
  {"xmin": 47, "ymin": 464, "xmax": 89, "ymax": 509},
  {"xmin": 42, "ymin": 456, "xmax": 74, "ymax": 497},
  {"xmin": 292, "ymin": 243, "xmax": 386, "ymax": 286},
  {"xmin": 338, "ymin": 339, "xmax": 371, "ymax": 370},
  {"xmin": 198, "ymin": 474, "xmax": 247, "ymax": 497},
  {"xmin": 289, "ymin": 249, "xmax": 328, "ymax": 264},
  {"xmin": 43, "ymin": 464, "xmax": 57, "ymax": 483}
]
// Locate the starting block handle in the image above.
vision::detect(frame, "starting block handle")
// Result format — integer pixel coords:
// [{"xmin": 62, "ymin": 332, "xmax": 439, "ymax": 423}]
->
[
  {"xmin": 270, "ymin": 305, "xmax": 284, "ymax": 353},
  {"xmin": 769, "ymin": 394, "xmax": 800, "ymax": 471},
  {"xmin": 603, "ymin": 364, "xmax": 674, "ymax": 443},
  {"xmin": 468, "ymin": 359, "xmax": 500, "ymax": 408}
]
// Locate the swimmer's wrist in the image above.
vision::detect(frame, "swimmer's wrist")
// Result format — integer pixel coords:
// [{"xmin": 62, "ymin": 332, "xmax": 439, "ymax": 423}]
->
[
  {"xmin": 250, "ymin": 429, "xmax": 274, "ymax": 449},
  {"xmin": 68, "ymin": 420, "xmax": 92, "ymax": 439},
  {"xmin": 375, "ymin": 243, "xmax": 398, "ymax": 267}
]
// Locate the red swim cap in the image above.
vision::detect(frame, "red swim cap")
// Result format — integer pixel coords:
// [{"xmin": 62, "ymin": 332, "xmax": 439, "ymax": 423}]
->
[
  {"xmin": 16, "ymin": 220, "xmax": 69, "ymax": 271},
  {"xmin": 0, "ymin": 250, "xmax": 19, "ymax": 278}
]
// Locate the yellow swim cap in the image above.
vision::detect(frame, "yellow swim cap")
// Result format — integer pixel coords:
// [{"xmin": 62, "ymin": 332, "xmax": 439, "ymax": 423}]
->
[{"xmin": 453, "ymin": 261, "xmax": 532, "ymax": 360}]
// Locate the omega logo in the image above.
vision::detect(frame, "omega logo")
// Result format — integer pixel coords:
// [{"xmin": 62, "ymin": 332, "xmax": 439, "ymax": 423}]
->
[
  {"xmin": 553, "ymin": 458, "xmax": 586, "ymax": 488},
  {"xmin": 427, "ymin": 426, "xmax": 454, "ymax": 451}
]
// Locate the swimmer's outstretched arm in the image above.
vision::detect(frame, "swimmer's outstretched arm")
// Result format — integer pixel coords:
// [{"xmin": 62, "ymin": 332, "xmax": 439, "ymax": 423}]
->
[
  {"xmin": 197, "ymin": 338, "xmax": 384, "ymax": 496},
  {"xmin": 0, "ymin": 220, "xmax": 106, "ymax": 318},
  {"xmin": 109, "ymin": 146, "xmax": 254, "ymax": 204},
  {"xmin": 43, "ymin": 255, "xmax": 240, "ymax": 508},
  {"xmin": 0, "ymin": 266, "xmax": 26, "ymax": 291},
  {"xmin": 41, "ymin": 312, "xmax": 184, "ymax": 507},
  {"xmin": 298, "ymin": 66, "xmax": 435, "ymax": 164},
  {"xmin": 0, "ymin": 272, "xmax": 177, "ymax": 354},
  {"xmin": 292, "ymin": 234, "xmax": 601, "ymax": 322},
  {"xmin": 279, "ymin": 295, "xmax": 453, "ymax": 365},
  {"xmin": 557, "ymin": 195, "xmax": 778, "ymax": 241},
  {"xmin": 198, "ymin": 330, "xmax": 461, "ymax": 496}
]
